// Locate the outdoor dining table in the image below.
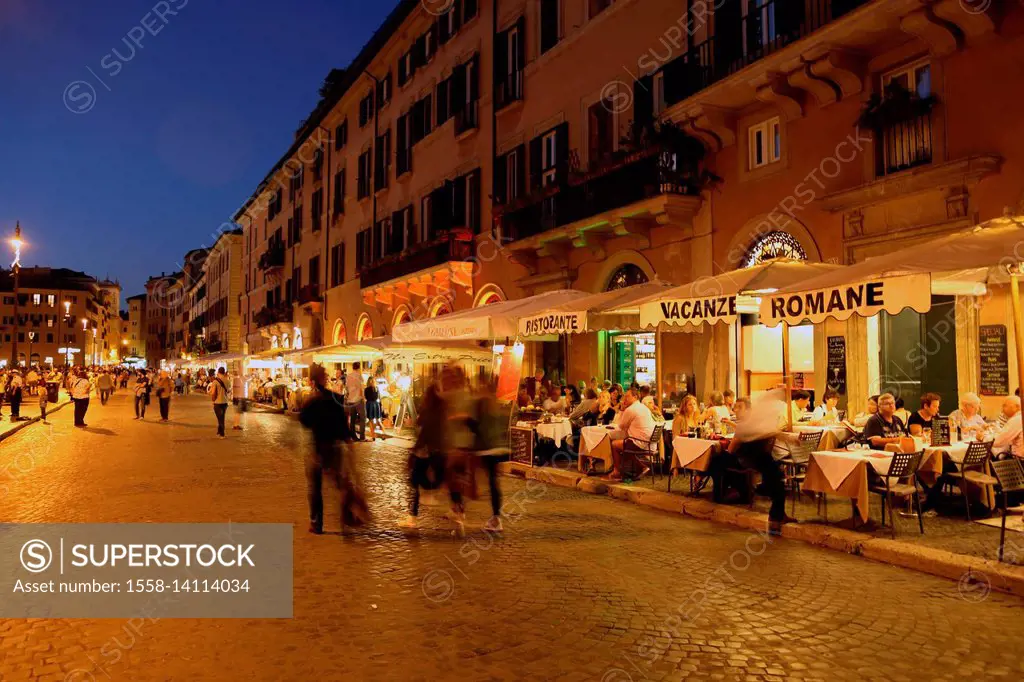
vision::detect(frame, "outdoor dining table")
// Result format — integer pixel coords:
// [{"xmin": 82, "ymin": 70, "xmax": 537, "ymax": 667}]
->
[
  {"xmin": 921, "ymin": 439, "xmax": 998, "ymax": 508},
  {"xmin": 579, "ymin": 425, "xmax": 622, "ymax": 472},
  {"xmin": 791, "ymin": 424, "xmax": 855, "ymax": 451},
  {"xmin": 525, "ymin": 419, "xmax": 573, "ymax": 446},
  {"xmin": 801, "ymin": 448, "xmax": 945, "ymax": 524},
  {"xmin": 670, "ymin": 436, "xmax": 721, "ymax": 474}
]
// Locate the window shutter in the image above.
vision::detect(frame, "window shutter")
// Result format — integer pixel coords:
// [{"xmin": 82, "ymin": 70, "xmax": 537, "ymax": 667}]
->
[
  {"xmin": 452, "ymin": 0, "xmax": 463, "ymax": 32},
  {"xmin": 633, "ymin": 74, "xmax": 654, "ymax": 136},
  {"xmin": 494, "ymin": 28, "xmax": 508, "ymax": 83},
  {"xmin": 398, "ymin": 56, "xmax": 408, "ymax": 86},
  {"xmin": 469, "ymin": 53, "xmax": 480, "ymax": 101},
  {"xmin": 468, "ymin": 169, "xmax": 481, "ymax": 232},
  {"xmin": 452, "ymin": 175, "xmax": 467, "ymax": 229},
  {"xmin": 464, "ymin": 0, "xmax": 478, "ymax": 21},
  {"xmin": 438, "ymin": 13, "xmax": 451, "ymax": 43},
  {"xmin": 555, "ymin": 122, "xmax": 570, "ymax": 184},
  {"xmin": 529, "ymin": 135, "xmax": 543, "ymax": 191},
  {"xmin": 494, "ymin": 152, "xmax": 508, "ymax": 205},
  {"xmin": 515, "ymin": 16, "xmax": 526, "ymax": 69},
  {"xmin": 540, "ymin": 0, "xmax": 559, "ymax": 53},
  {"xmin": 514, "ymin": 144, "xmax": 527, "ymax": 198},
  {"xmin": 451, "ymin": 63, "xmax": 467, "ymax": 109}
]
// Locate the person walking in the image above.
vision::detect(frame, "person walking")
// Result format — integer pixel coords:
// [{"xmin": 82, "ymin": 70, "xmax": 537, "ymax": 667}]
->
[
  {"xmin": 345, "ymin": 362, "xmax": 366, "ymax": 441},
  {"xmin": 231, "ymin": 371, "xmax": 246, "ymax": 431},
  {"xmin": 299, "ymin": 364, "xmax": 370, "ymax": 534},
  {"xmin": 469, "ymin": 379, "xmax": 509, "ymax": 532},
  {"xmin": 365, "ymin": 376, "xmax": 382, "ymax": 440},
  {"xmin": 38, "ymin": 378, "xmax": 50, "ymax": 423},
  {"xmin": 96, "ymin": 370, "xmax": 113, "ymax": 405},
  {"xmin": 70, "ymin": 368, "xmax": 92, "ymax": 428},
  {"xmin": 156, "ymin": 370, "xmax": 173, "ymax": 422},
  {"xmin": 208, "ymin": 367, "xmax": 230, "ymax": 437},
  {"xmin": 399, "ymin": 383, "xmax": 450, "ymax": 530},
  {"xmin": 133, "ymin": 370, "xmax": 150, "ymax": 419}
]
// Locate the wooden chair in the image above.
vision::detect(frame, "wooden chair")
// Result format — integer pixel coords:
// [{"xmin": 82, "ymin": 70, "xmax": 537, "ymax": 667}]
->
[
  {"xmin": 869, "ymin": 451, "xmax": 924, "ymax": 538},
  {"xmin": 991, "ymin": 459, "xmax": 1024, "ymax": 562},
  {"xmin": 944, "ymin": 440, "xmax": 996, "ymax": 521},
  {"xmin": 623, "ymin": 424, "xmax": 665, "ymax": 485}
]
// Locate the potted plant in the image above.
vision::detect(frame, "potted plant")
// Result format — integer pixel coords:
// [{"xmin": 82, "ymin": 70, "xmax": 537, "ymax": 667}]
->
[{"xmin": 857, "ymin": 81, "xmax": 938, "ymax": 130}]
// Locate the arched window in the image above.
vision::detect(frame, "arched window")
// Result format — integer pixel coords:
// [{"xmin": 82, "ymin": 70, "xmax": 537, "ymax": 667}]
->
[
  {"xmin": 605, "ymin": 264, "xmax": 649, "ymax": 291},
  {"xmin": 355, "ymin": 314, "xmax": 374, "ymax": 342},
  {"xmin": 474, "ymin": 285, "xmax": 506, "ymax": 307},
  {"xmin": 332, "ymin": 320, "xmax": 347, "ymax": 345},
  {"xmin": 429, "ymin": 298, "xmax": 452, "ymax": 317},
  {"xmin": 741, "ymin": 231, "xmax": 807, "ymax": 268},
  {"xmin": 392, "ymin": 306, "xmax": 412, "ymax": 329}
]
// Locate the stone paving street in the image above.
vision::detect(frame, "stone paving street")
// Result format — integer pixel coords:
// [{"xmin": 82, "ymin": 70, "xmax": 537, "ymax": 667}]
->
[{"xmin": 1, "ymin": 391, "xmax": 1024, "ymax": 681}]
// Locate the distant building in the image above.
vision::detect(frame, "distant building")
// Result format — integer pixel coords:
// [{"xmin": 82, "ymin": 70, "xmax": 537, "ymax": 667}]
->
[{"xmin": 126, "ymin": 293, "xmax": 147, "ymax": 362}]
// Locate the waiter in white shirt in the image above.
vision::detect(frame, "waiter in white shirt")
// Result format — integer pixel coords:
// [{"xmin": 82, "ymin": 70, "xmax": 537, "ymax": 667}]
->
[
  {"xmin": 70, "ymin": 368, "xmax": 92, "ymax": 428},
  {"xmin": 605, "ymin": 389, "xmax": 655, "ymax": 481},
  {"xmin": 730, "ymin": 388, "xmax": 794, "ymax": 534}
]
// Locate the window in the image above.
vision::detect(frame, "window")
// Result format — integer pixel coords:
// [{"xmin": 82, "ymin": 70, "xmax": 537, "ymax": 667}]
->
[
  {"xmin": 334, "ymin": 120, "xmax": 348, "ymax": 150},
  {"xmin": 423, "ymin": 24, "xmax": 437, "ymax": 63},
  {"xmin": 438, "ymin": 2, "xmax": 461, "ymax": 44},
  {"xmin": 504, "ymin": 146, "xmax": 524, "ymax": 204},
  {"xmin": 540, "ymin": 0, "xmax": 561, "ymax": 54},
  {"xmin": 268, "ymin": 189, "xmax": 283, "ymax": 220},
  {"xmin": 308, "ymin": 256, "xmax": 320, "ymax": 288},
  {"xmin": 357, "ymin": 149, "xmax": 372, "ymax": 199},
  {"xmin": 311, "ymin": 189, "xmax": 324, "ymax": 231},
  {"xmin": 542, "ymin": 130, "xmax": 558, "ymax": 186},
  {"xmin": 357, "ymin": 228, "xmax": 373, "ymax": 266},
  {"xmin": 388, "ymin": 206, "xmax": 413, "ymax": 255},
  {"xmin": 879, "ymin": 61, "xmax": 933, "ymax": 175},
  {"xmin": 437, "ymin": 77, "xmax": 451, "ymax": 125},
  {"xmin": 411, "ymin": 94, "xmax": 433, "ymax": 144},
  {"xmin": 397, "ymin": 112, "xmax": 412, "ymax": 176},
  {"xmin": 398, "ymin": 51, "xmax": 414, "ymax": 87},
  {"xmin": 32, "ymin": 294, "xmax": 41, "ymax": 305},
  {"xmin": 330, "ymin": 242, "xmax": 345, "ymax": 287},
  {"xmin": 358, "ymin": 92, "xmax": 375, "ymax": 127},
  {"xmin": 333, "ymin": 168, "xmax": 346, "ymax": 215},
  {"xmin": 374, "ymin": 130, "xmax": 391, "ymax": 191},
  {"xmin": 587, "ymin": 100, "xmax": 615, "ymax": 168},
  {"xmin": 375, "ymin": 72, "xmax": 392, "ymax": 108},
  {"xmin": 652, "ymin": 71, "xmax": 666, "ymax": 116},
  {"xmin": 421, "ymin": 195, "xmax": 434, "ymax": 243},
  {"xmin": 372, "ymin": 219, "xmax": 386, "ymax": 261},
  {"xmin": 291, "ymin": 205, "xmax": 303, "ymax": 243},
  {"xmin": 495, "ymin": 19, "xmax": 525, "ymax": 109},
  {"xmin": 748, "ymin": 116, "xmax": 781, "ymax": 169},
  {"xmin": 47, "ymin": 294, "xmax": 55, "ymax": 307},
  {"xmin": 463, "ymin": 0, "xmax": 479, "ymax": 22},
  {"xmin": 288, "ymin": 164, "xmax": 304, "ymax": 202}
]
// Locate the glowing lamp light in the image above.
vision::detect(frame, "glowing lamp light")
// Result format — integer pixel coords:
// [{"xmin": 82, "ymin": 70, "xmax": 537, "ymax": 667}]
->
[
  {"xmin": 512, "ymin": 341, "xmax": 525, "ymax": 357},
  {"xmin": 492, "ymin": 344, "xmax": 506, "ymax": 354},
  {"xmin": 10, "ymin": 224, "xmax": 22, "ymax": 269}
]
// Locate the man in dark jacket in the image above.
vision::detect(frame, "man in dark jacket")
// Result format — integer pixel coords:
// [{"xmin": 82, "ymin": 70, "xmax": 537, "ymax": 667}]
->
[{"xmin": 299, "ymin": 364, "xmax": 369, "ymax": 534}]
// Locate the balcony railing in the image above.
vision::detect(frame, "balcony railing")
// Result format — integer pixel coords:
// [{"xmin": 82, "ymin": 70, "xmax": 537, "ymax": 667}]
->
[
  {"xmin": 257, "ymin": 243, "xmax": 285, "ymax": 271},
  {"xmin": 499, "ymin": 146, "xmax": 701, "ymax": 242},
  {"xmin": 359, "ymin": 231, "xmax": 474, "ymax": 289},
  {"xmin": 495, "ymin": 70, "xmax": 523, "ymax": 110},
  {"xmin": 454, "ymin": 101, "xmax": 479, "ymax": 135},
  {"xmin": 297, "ymin": 284, "xmax": 321, "ymax": 305},
  {"xmin": 879, "ymin": 112, "xmax": 933, "ymax": 176},
  {"xmin": 662, "ymin": 0, "xmax": 868, "ymax": 110},
  {"xmin": 253, "ymin": 302, "xmax": 293, "ymax": 328}
]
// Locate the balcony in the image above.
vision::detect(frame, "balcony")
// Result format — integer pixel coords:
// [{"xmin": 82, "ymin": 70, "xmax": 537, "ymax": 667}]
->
[
  {"xmin": 359, "ymin": 231, "xmax": 474, "ymax": 290},
  {"xmin": 205, "ymin": 339, "xmax": 223, "ymax": 354},
  {"xmin": 297, "ymin": 283, "xmax": 323, "ymax": 314},
  {"xmin": 879, "ymin": 114, "xmax": 933, "ymax": 176},
  {"xmin": 454, "ymin": 101, "xmax": 479, "ymax": 136},
  {"xmin": 499, "ymin": 143, "xmax": 705, "ymax": 243},
  {"xmin": 257, "ymin": 243, "xmax": 285, "ymax": 272},
  {"xmin": 253, "ymin": 302, "xmax": 293, "ymax": 328},
  {"xmin": 495, "ymin": 70, "xmax": 523, "ymax": 111}
]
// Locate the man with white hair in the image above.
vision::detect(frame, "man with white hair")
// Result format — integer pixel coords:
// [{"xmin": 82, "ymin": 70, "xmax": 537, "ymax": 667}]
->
[
  {"xmin": 993, "ymin": 396, "xmax": 1022, "ymax": 460},
  {"xmin": 948, "ymin": 392, "xmax": 986, "ymax": 440}
]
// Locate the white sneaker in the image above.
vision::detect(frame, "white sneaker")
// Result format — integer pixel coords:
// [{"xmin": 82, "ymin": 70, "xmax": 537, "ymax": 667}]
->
[
  {"xmin": 398, "ymin": 515, "xmax": 418, "ymax": 529},
  {"xmin": 483, "ymin": 516, "xmax": 503, "ymax": 533}
]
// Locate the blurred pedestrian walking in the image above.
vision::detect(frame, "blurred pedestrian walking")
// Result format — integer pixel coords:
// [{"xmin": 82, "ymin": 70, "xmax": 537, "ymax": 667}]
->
[
  {"xmin": 7, "ymin": 370, "xmax": 23, "ymax": 421},
  {"xmin": 134, "ymin": 370, "xmax": 150, "ymax": 419},
  {"xmin": 345, "ymin": 362, "xmax": 366, "ymax": 440},
  {"xmin": 156, "ymin": 369, "xmax": 174, "ymax": 421},
  {"xmin": 299, "ymin": 364, "xmax": 370, "ymax": 534},
  {"xmin": 71, "ymin": 368, "xmax": 91, "ymax": 427},
  {"xmin": 231, "ymin": 371, "xmax": 247, "ymax": 431},
  {"xmin": 97, "ymin": 370, "xmax": 113, "ymax": 405}
]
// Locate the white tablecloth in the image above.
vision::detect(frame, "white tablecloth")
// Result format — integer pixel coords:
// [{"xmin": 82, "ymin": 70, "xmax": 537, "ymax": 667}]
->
[
  {"xmin": 671, "ymin": 437, "xmax": 719, "ymax": 469},
  {"xmin": 924, "ymin": 441, "xmax": 970, "ymax": 463},
  {"xmin": 793, "ymin": 424, "xmax": 853, "ymax": 449},
  {"xmin": 580, "ymin": 425, "xmax": 621, "ymax": 454},
  {"xmin": 810, "ymin": 449, "xmax": 894, "ymax": 490},
  {"xmin": 529, "ymin": 420, "xmax": 572, "ymax": 444}
]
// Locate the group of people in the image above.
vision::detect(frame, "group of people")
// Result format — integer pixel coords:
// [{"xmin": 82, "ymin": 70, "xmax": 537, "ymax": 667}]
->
[{"xmin": 299, "ymin": 362, "xmax": 506, "ymax": 536}]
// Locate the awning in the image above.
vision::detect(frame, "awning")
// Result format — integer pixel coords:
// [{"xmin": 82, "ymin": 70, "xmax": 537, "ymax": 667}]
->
[
  {"xmin": 309, "ymin": 335, "xmax": 492, "ymax": 365},
  {"xmin": 391, "ymin": 289, "xmax": 590, "ymax": 342},
  {"xmin": 635, "ymin": 259, "xmax": 844, "ymax": 330},
  {"xmin": 517, "ymin": 281, "xmax": 676, "ymax": 336},
  {"xmin": 759, "ymin": 218, "xmax": 1024, "ymax": 327}
]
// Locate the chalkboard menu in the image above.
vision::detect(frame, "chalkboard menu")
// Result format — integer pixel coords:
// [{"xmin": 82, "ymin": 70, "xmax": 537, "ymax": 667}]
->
[
  {"xmin": 931, "ymin": 419, "xmax": 951, "ymax": 447},
  {"xmin": 510, "ymin": 426, "xmax": 534, "ymax": 467},
  {"xmin": 827, "ymin": 336, "xmax": 847, "ymax": 395},
  {"xmin": 979, "ymin": 324, "xmax": 1010, "ymax": 396}
]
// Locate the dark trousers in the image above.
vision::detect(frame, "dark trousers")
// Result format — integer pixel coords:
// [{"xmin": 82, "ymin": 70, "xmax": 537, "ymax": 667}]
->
[
  {"xmin": 39, "ymin": 401, "xmax": 47, "ymax": 421},
  {"xmin": 73, "ymin": 397, "xmax": 89, "ymax": 426},
  {"xmin": 306, "ymin": 442, "xmax": 369, "ymax": 531},
  {"xmin": 159, "ymin": 397, "xmax": 170, "ymax": 420},
  {"xmin": 922, "ymin": 459, "xmax": 959, "ymax": 511},
  {"xmin": 135, "ymin": 395, "xmax": 147, "ymax": 418},
  {"xmin": 213, "ymin": 403, "xmax": 227, "ymax": 436},
  {"xmin": 410, "ymin": 454, "xmax": 444, "ymax": 516},
  {"xmin": 737, "ymin": 437, "xmax": 787, "ymax": 522},
  {"xmin": 99, "ymin": 388, "xmax": 111, "ymax": 405},
  {"xmin": 10, "ymin": 395, "xmax": 20, "ymax": 419},
  {"xmin": 481, "ymin": 454, "xmax": 502, "ymax": 518},
  {"xmin": 346, "ymin": 401, "xmax": 366, "ymax": 440}
]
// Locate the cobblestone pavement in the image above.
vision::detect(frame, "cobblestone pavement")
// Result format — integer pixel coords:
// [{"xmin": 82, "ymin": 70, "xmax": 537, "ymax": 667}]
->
[{"xmin": 1, "ymin": 392, "xmax": 1023, "ymax": 681}]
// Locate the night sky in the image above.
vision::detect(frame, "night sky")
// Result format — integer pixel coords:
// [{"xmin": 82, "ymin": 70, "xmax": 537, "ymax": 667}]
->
[{"xmin": 0, "ymin": 0, "xmax": 396, "ymax": 302}]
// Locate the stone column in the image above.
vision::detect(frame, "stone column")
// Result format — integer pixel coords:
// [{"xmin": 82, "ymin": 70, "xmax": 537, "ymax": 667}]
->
[
  {"xmin": 845, "ymin": 314, "xmax": 870, "ymax": 412},
  {"xmin": 955, "ymin": 294, "xmax": 980, "ymax": 397}
]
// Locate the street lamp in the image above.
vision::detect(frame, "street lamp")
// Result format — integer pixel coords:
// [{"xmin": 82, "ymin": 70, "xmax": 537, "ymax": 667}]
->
[{"xmin": 9, "ymin": 222, "xmax": 22, "ymax": 367}]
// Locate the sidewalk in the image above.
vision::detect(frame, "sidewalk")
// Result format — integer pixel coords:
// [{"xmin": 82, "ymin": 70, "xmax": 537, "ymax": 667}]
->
[
  {"xmin": 0, "ymin": 390, "xmax": 72, "ymax": 442},
  {"xmin": 499, "ymin": 461, "xmax": 1024, "ymax": 598}
]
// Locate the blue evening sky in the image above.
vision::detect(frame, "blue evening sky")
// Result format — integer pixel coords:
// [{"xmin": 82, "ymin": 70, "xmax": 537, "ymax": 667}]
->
[{"xmin": 0, "ymin": 0, "xmax": 397, "ymax": 300}]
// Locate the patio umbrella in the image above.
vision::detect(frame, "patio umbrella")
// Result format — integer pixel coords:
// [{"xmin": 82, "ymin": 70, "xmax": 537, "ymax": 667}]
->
[{"xmin": 759, "ymin": 217, "xmax": 1024, "ymax": 412}]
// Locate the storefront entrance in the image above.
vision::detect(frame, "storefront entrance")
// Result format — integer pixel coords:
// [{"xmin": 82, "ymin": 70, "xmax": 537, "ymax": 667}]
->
[
  {"xmin": 608, "ymin": 332, "xmax": 656, "ymax": 388},
  {"xmin": 878, "ymin": 294, "xmax": 959, "ymax": 407}
]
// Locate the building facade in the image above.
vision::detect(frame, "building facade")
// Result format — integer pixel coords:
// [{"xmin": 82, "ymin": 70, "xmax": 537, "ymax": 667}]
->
[
  {"xmin": 229, "ymin": 0, "xmax": 1022, "ymax": 409},
  {"xmin": 0, "ymin": 267, "xmax": 112, "ymax": 366},
  {"xmin": 126, "ymin": 294, "xmax": 147, "ymax": 361},
  {"xmin": 200, "ymin": 230, "xmax": 244, "ymax": 356}
]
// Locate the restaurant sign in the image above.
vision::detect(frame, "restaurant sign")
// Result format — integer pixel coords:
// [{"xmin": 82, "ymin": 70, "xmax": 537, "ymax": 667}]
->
[
  {"xmin": 392, "ymin": 318, "xmax": 489, "ymax": 342},
  {"xmin": 518, "ymin": 312, "xmax": 585, "ymax": 336},
  {"xmin": 640, "ymin": 296, "xmax": 738, "ymax": 328},
  {"xmin": 758, "ymin": 274, "xmax": 932, "ymax": 326}
]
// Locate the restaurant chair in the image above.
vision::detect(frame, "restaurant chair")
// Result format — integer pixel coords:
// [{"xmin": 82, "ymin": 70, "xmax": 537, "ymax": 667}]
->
[
  {"xmin": 784, "ymin": 439, "xmax": 816, "ymax": 515},
  {"xmin": 868, "ymin": 451, "xmax": 924, "ymax": 538},
  {"xmin": 991, "ymin": 459, "xmax": 1024, "ymax": 562},
  {"xmin": 943, "ymin": 440, "xmax": 996, "ymax": 521},
  {"xmin": 623, "ymin": 424, "xmax": 665, "ymax": 485},
  {"xmin": 798, "ymin": 430, "xmax": 824, "ymax": 450}
]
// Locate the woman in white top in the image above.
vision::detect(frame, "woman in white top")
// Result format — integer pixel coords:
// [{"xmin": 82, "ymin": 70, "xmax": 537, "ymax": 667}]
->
[
  {"xmin": 810, "ymin": 388, "xmax": 840, "ymax": 425},
  {"xmin": 948, "ymin": 392, "xmax": 987, "ymax": 439},
  {"xmin": 702, "ymin": 391, "xmax": 732, "ymax": 422}
]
